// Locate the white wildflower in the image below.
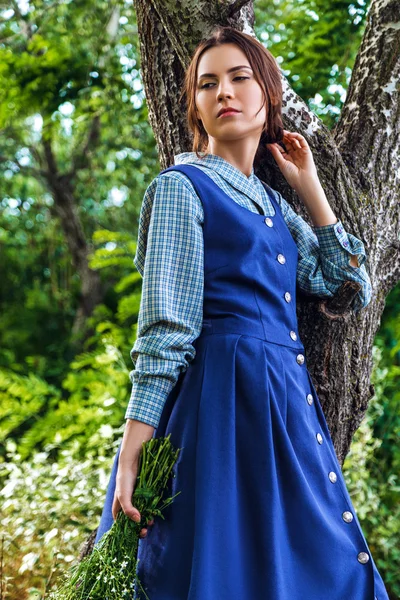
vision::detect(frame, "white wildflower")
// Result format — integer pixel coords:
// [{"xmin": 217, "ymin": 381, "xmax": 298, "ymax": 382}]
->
[{"xmin": 44, "ymin": 528, "xmax": 58, "ymax": 544}]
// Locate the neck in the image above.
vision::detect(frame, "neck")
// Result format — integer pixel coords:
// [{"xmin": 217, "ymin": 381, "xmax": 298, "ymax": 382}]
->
[{"xmin": 207, "ymin": 137, "xmax": 259, "ymax": 178}]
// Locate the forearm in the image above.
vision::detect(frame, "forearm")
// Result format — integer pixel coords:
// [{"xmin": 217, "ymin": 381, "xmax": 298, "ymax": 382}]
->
[
  {"xmin": 296, "ymin": 176, "xmax": 359, "ymax": 267},
  {"xmin": 119, "ymin": 418, "xmax": 155, "ymax": 465},
  {"xmin": 295, "ymin": 176, "xmax": 336, "ymax": 226}
]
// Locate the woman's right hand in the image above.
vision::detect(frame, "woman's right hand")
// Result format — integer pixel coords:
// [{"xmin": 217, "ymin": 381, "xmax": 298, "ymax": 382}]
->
[{"xmin": 111, "ymin": 419, "xmax": 156, "ymax": 538}]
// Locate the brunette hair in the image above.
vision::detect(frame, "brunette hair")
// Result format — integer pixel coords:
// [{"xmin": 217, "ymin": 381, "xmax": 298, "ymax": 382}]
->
[{"xmin": 180, "ymin": 26, "xmax": 284, "ymax": 164}]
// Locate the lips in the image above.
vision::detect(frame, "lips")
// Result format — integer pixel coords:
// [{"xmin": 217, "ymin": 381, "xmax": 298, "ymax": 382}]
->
[{"xmin": 217, "ymin": 108, "xmax": 240, "ymax": 117}]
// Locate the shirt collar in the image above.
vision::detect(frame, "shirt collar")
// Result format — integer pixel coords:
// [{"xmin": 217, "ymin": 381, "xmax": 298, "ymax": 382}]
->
[{"xmin": 173, "ymin": 151, "xmax": 264, "ymax": 204}]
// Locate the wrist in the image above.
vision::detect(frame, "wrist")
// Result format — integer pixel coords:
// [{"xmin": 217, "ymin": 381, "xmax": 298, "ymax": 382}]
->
[
  {"xmin": 120, "ymin": 419, "xmax": 155, "ymax": 463},
  {"xmin": 295, "ymin": 175, "xmax": 324, "ymax": 202}
]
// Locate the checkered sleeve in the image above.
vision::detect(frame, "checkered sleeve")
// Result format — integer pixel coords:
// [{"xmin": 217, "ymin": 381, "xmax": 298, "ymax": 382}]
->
[
  {"xmin": 274, "ymin": 189, "xmax": 372, "ymax": 312},
  {"xmin": 125, "ymin": 173, "xmax": 204, "ymax": 427}
]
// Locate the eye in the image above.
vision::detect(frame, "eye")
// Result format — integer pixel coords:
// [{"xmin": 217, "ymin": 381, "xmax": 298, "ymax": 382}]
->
[{"xmin": 200, "ymin": 76, "xmax": 250, "ymax": 89}]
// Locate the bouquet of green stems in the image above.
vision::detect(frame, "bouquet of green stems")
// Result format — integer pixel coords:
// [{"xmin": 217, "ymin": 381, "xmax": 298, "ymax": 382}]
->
[{"xmin": 48, "ymin": 434, "xmax": 182, "ymax": 600}]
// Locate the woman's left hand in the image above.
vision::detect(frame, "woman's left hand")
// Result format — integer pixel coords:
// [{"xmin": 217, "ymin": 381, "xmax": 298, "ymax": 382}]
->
[{"xmin": 266, "ymin": 130, "xmax": 319, "ymax": 193}]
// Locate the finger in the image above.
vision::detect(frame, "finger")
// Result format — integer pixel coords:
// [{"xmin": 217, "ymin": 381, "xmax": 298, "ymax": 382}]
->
[
  {"xmin": 284, "ymin": 135, "xmax": 302, "ymax": 150},
  {"xmin": 266, "ymin": 142, "xmax": 290, "ymax": 168},
  {"xmin": 282, "ymin": 137, "xmax": 297, "ymax": 152},
  {"xmin": 120, "ymin": 499, "xmax": 141, "ymax": 523},
  {"xmin": 283, "ymin": 130, "xmax": 298, "ymax": 143},
  {"xmin": 283, "ymin": 130, "xmax": 308, "ymax": 147},
  {"xmin": 269, "ymin": 141, "xmax": 287, "ymax": 154},
  {"xmin": 112, "ymin": 493, "xmax": 122, "ymax": 522},
  {"xmin": 115, "ymin": 471, "xmax": 141, "ymax": 523},
  {"xmin": 282, "ymin": 132, "xmax": 299, "ymax": 147},
  {"xmin": 283, "ymin": 129, "xmax": 303, "ymax": 138},
  {"xmin": 265, "ymin": 143, "xmax": 282, "ymax": 159},
  {"xmin": 140, "ymin": 519, "xmax": 155, "ymax": 537}
]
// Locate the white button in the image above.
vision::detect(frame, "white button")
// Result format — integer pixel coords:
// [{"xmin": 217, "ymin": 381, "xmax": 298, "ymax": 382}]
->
[
  {"xmin": 296, "ymin": 354, "xmax": 304, "ymax": 365},
  {"xmin": 316, "ymin": 433, "xmax": 323, "ymax": 444},
  {"xmin": 306, "ymin": 393, "xmax": 313, "ymax": 405},
  {"xmin": 277, "ymin": 253, "xmax": 286, "ymax": 264},
  {"xmin": 284, "ymin": 292, "xmax": 291, "ymax": 302},
  {"xmin": 342, "ymin": 511, "xmax": 353, "ymax": 523},
  {"xmin": 328, "ymin": 471, "xmax": 337, "ymax": 483},
  {"xmin": 290, "ymin": 330, "xmax": 297, "ymax": 341},
  {"xmin": 264, "ymin": 217, "xmax": 273, "ymax": 227},
  {"xmin": 357, "ymin": 552, "xmax": 370, "ymax": 564}
]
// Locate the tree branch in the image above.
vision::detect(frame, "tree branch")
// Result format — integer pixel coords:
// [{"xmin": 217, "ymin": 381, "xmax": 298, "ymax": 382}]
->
[
  {"xmin": 333, "ymin": 0, "xmax": 400, "ymax": 200},
  {"xmin": 68, "ymin": 115, "xmax": 101, "ymax": 179},
  {"xmin": 224, "ymin": 0, "xmax": 252, "ymax": 19},
  {"xmin": 41, "ymin": 137, "xmax": 104, "ymax": 335},
  {"xmin": 42, "ymin": 138, "xmax": 59, "ymax": 185},
  {"xmin": 10, "ymin": 0, "xmax": 34, "ymax": 39}
]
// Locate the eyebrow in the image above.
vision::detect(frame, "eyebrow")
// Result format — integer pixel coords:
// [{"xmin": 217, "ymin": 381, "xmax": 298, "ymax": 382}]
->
[{"xmin": 198, "ymin": 65, "xmax": 252, "ymax": 80}]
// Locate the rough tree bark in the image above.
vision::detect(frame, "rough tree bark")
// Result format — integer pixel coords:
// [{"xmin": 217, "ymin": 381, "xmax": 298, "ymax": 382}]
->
[{"xmin": 134, "ymin": 0, "xmax": 400, "ymax": 465}]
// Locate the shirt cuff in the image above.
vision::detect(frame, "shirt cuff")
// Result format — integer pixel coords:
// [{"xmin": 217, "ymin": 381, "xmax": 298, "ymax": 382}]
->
[
  {"xmin": 313, "ymin": 218, "xmax": 367, "ymax": 269},
  {"xmin": 125, "ymin": 378, "xmax": 172, "ymax": 428}
]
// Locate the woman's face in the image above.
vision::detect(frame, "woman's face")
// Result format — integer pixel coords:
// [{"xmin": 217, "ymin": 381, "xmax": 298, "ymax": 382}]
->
[{"xmin": 195, "ymin": 43, "xmax": 266, "ymax": 147}]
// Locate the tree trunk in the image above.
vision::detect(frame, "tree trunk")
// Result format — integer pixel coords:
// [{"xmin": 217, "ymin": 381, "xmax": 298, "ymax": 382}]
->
[
  {"xmin": 42, "ymin": 137, "xmax": 104, "ymax": 343},
  {"xmin": 134, "ymin": 0, "xmax": 400, "ymax": 466}
]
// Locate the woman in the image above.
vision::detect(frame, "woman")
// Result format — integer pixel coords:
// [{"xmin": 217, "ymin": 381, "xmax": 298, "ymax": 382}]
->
[{"xmin": 95, "ymin": 26, "xmax": 388, "ymax": 600}]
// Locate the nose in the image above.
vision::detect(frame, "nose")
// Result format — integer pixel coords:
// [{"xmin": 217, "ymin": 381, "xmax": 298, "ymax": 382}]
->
[{"xmin": 217, "ymin": 78, "xmax": 234, "ymax": 100}]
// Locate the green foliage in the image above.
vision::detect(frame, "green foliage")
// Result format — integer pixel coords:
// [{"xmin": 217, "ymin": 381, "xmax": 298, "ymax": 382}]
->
[
  {"xmin": 0, "ymin": 32, "xmax": 78, "ymax": 123},
  {"xmin": 0, "ymin": 369, "xmax": 61, "ymax": 461},
  {"xmin": 0, "ymin": 436, "xmax": 122, "ymax": 599},
  {"xmin": 0, "ymin": 230, "xmax": 144, "ymax": 598},
  {"xmin": 254, "ymin": 0, "xmax": 369, "ymax": 127},
  {"xmin": 0, "ymin": 202, "xmax": 78, "ymax": 379},
  {"xmin": 0, "ymin": 221, "xmax": 145, "ymax": 597},
  {"xmin": 0, "ymin": 229, "xmax": 142, "ymax": 464},
  {"xmin": 0, "ymin": 0, "xmax": 160, "ymax": 254}
]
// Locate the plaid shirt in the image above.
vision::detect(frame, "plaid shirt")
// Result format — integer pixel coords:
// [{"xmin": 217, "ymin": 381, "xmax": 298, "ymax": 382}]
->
[{"xmin": 125, "ymin": 152, "xmax": 372, "ymax": 426}]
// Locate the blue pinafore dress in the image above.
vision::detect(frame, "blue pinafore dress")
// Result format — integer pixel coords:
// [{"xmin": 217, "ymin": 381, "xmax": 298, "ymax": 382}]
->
[{"xmin": 95, "ymin": 164, "xmax": 389, "ymax": 600}]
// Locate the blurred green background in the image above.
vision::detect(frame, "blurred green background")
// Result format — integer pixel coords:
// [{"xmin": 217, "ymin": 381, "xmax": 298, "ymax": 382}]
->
[{"xmin": 0, "ymin": 1, "xmax": 398, "ymax": 598}]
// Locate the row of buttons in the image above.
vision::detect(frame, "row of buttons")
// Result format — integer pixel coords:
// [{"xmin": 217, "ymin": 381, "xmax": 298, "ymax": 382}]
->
[
  {"xmin": 266, "ymin": 216, "xmax": 298, "ymax": 343},
  {"xmin": 336, "ymin": 224, "xmax": 350, "ymax": 248},
  {"xmin": 266, "ymin": 214, "xmax": 299, "ymax": 344},
  {"xmin": 270, "ymin": 211, "xmax": 373, "ymax": 578},
  {"xmin": 299, "ymin": 363, "xmax": 371, "ymax": 568},
  {"xmin": 272, "ymin": 228, "xmax": 297, "ymax": 343},
  {"xmin": 285, "ymin": 289, "xmax": 298, "ymax": 343},
  {"xmin": 271, "ymin": 212, "xmax": 373, "ymax": 578}
]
